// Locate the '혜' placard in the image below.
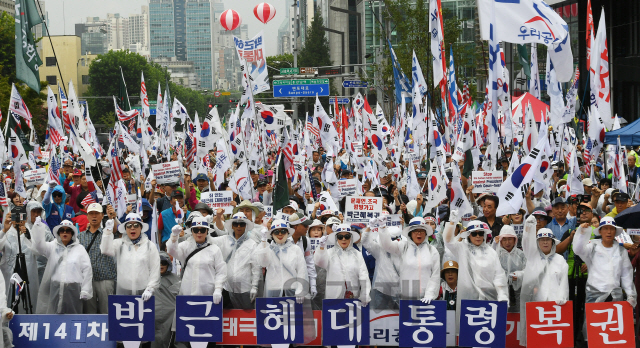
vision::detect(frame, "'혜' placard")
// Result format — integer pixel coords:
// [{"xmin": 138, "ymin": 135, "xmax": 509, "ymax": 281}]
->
[
  {"xmin": 256, "ymin": 297, "xmax": 304, "ymax": 344},
  {"xmin": 472, "ymin": 171, "xmax": 504, "ymax": 193},
  {"xmin": 344, "ymin": 196, "xmax": 382, "ymax": 224},
  {"xmin": 200, "ymin": 191, "xmax": 234, "ymax": 214},
  {"xmin": 151, "ymin": 161, "xmax": 181, "ymax": 185},
  {"xmin": 322, "ymin": 299, "xmax": 370, "ymax": 346},
  {"xmin": 108, "ymin": 295, "xmax": 155, "ymax": 342},
  {"xmin": 175, "ymin": 295, "xmax": 223, "ymax": 342}
]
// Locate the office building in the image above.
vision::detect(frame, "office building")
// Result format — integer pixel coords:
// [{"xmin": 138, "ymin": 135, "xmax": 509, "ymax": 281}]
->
[
  {"xmin": 185, "ymin": 0, "xmax": 213, "ymax": 89},
  {"xmin": 128, "ymin": 6, "xmax": 150, "ymax": 53}
]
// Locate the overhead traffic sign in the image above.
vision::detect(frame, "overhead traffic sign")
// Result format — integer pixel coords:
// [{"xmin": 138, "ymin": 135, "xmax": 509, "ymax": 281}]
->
[
  {"xmin": 300, "ymin": 67, "xmax": 317, "ymax": 74},
  {"xmin": 343, "ymin": 80, "xmax": 368, "ymax": 88},
  {"xmin": 273, "ymin": 79, "xmax": 330, "ymax": 97},
  {"xmin": 329, "ymin": 97, "xmax": 349, "ymax": 104},
  {"xmin": 221, "ymin": 92, "xmax": 231, "ymax": 96},
  {"xmin": 280, "ymin": 67, "xmax": 299, "ymax": 75}
]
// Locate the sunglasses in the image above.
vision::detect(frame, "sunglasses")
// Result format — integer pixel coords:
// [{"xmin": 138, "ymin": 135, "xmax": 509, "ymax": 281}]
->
[
  {"xmin": 58, "ymin": 228, "xmax": 73, "ymax": 234},
  {"xmin": 192, "ymin": 228, "xmax": 208, "ymax": 234},
  {"xmin": 232, "ymin": 222, "xmax": 246, "ymax": 227},
  {"xmin": 469, "ymin": 231, "xmax": 484, "ymax": 237},
  {"xmin": 272, "ymin": 229, "xmax": 288, "ymax": 235},
  {"xmin": 336, "ymin": 233, "xmax": 352, "ymax": 240},
  {"xmin": 125, "ymin": 223, "xmax": 141, "ymax": 229},
  {"xmin": 52, "ymin": 193, "xmax": 62, "ymax": 197},
  {"xmin": 411, "ymin": 230, "xmax": 427, "ymax": 235}
]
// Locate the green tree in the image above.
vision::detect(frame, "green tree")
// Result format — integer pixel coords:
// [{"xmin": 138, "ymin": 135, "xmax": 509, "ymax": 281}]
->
[{"xmin": 298, "ymin": 12, "xmax": 332, "ymax": 69}]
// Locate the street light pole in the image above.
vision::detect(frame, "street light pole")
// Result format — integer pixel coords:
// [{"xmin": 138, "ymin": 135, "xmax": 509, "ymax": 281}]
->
[{"xmin": 292, "ymin": 1, "xmax": 299, "ymax": 121}]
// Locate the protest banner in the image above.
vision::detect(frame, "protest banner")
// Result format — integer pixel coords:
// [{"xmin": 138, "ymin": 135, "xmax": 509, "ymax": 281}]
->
[
  {"xmin": 10, "ymin": 314, "xmax": 114, "ymax": 348},
  {"xmin": 126, "ymin": 194, "xmax": 137, "ymax": 206},
  {"xmin": 337, "ymin": 179, "xmax": 357, "ymax": 197},
  {"xmin": 308, "ymin": 237, "xmax": 321, "ymax": 252},
  {"xmin": 39, "ymin": 151, "xmax": 50, "ymax": 163},
  {"xmin": 344, "ymin": 196, "xmax": 382, "ymax": 224},
  {"xmin": 627, "ymin": 228, "xmax": 640, "ymax": 236},
  {"xmin": 151, "ymin": 161, "xmax": 181, "ymax": 185},
  {"xmin": 24, "ymin": 168, "xmax": 46, "ymax": 187},
  {"xmin": 386, "ymin": 214, "xmax": 402, "ymax": 228},
  {"xmin": 526, "ymin": 301, "xmax": 573, "ymax": 347},
  {"xmin": 200, "ymin": 191, "xmax": 234, "ymax": 214},
  {"xmin": 472, "ymin": 171, "xmax": 504, "ymax": 193},
  {"xmin": 352, "ymin": 142, "xmax": 362, "ymax": 156},
  {"xmin": 506, "ymin": 312, "xmax": 525, "ymax": 347},
  {"xmin": 264, "ymin": 205, "xmax": 273, "ymax": 219}
]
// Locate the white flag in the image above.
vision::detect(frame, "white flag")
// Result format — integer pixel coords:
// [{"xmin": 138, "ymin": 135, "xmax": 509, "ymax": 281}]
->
[
  {"xmin": 523, "ymin": 102, "xmax": 538, "ymax": 154},
  {"xmin": 230, "ymin": 161, "xmax": 253, "ymax": 200},
  {"xmin": 314, "ymin": 96, "xmax": 340, "ymax": 157}
]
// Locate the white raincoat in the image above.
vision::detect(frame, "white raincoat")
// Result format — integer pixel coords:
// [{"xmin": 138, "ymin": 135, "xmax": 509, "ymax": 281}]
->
[
  {"xmin": 166, "ymin": 233, "xmax": 227, "ymax": 296},
  {"xmin": 0, "ymin": 225, "xmax": 18, "ymax": 308},
  {"xmin": 443, "ymin": 221, "xmax": 508, "ymax": 333},
  {"xmin": 378, "ymin": 226, "xmax": 441, "ymax": 300},
  {"xmin": 360, "ymin": 227, "xmax": 402, "ymax": 304},
  {"xmin": 314, "ymin": 234, "xmax": 371, "ymax": 301},
  {"xmin": 31, "ymin": 219, "xmax": 93, "ymax": 314},
  {"xmin": 255, "ymin": 239, "xmax": 309, "ymax": 298},
  {"xmin": 25, "ymin": 201, "xmax": 53, "ymax": 283},
  {"xmin": 211, "ymin": 231, "xmax": 261, "ymax": 295},
  {"xmin": 495, "ymin": 226, "xmax": 526, "ymax": 312},
  {"xmin": 573, "ymin": 224, "xmax": 637, "ymax": 304},
  {"xmin": 518, "ymin": 220, "xmax": 569, "ymax": 345},
  {"xmin": 100, "ymin": 224, "xmax": 161, "ymax": 295}
]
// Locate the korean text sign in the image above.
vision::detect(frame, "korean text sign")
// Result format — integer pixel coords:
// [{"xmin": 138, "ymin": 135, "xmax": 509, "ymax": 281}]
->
[
  {"xmin": 399, "ymin": 300, "xmax": 447, "ymax": 347},
  {"xmin": 322, "ymin": 299, "xmax": 370, "ymax": 345},
  {"xmin": 585, "ymin": 301, "xmax": 635, "ymax": 347},
  {"xmin": 344, "ymin": 196, "xmax": 382, "ymax": 224},
  {"xmin": 256, "ymin": 297, "xmax": 304, "ymax": 344},
  {"xmin": 200, "ymin": 191, "xmax": 234, "ymax": 214},
  {"xmin": 175, "ymin": 295, "xmax": 223, "ymax": 342},
  {"xmin": 151, "ymin": 161, "xmax": 181, "ymax": 185},
  {"xmin": 10, "ymin": 314, "xmax": 114, "ymax": 348},
  {"xmin": 459, "ymin": 300, "xmax": 508, "ymax": 348},
  {"xmin": 526, "ymin": 301, "xmax": 573, "ymax": 348},
  {"xmin": 108, "ymin": 295, "xmax": 155, "ymax": 341}
]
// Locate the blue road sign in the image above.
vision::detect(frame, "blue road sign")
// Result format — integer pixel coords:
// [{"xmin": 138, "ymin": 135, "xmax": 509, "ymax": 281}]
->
[
  {"xmin": 273, "ymin": 79, "xmax": 330, "ymax": 97},
  {"xmin": 343, "ymin": 80, "xmax": 368, "ymax": 88},
  {"xmin": 329, "ymin": 97, "xmax": 349, "ymax": 104}
]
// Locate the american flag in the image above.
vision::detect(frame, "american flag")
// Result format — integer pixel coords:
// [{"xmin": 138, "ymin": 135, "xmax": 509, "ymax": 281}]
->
[
  {"xmin": 80, "ymin": 191, "xmax": 99, "ymax": 208},
  {"xmin": 0, "ymin": 183, "xmax": 7, "ymax": 208},
  {"xmin": 59, "ymin": 86, "xmax": 71, "ymax": 134},
  {"xmin": 306, "ymin": 114, "xmax": 320, "ymax": 138},
  {"xmin": 110, "ymin": 146, "xmax": 124, "ymax": 183},
  {"xmin": 48, "ymin": 154, "xmax": 61, "ymax": 185},
  {"xmin": 282, "ymin": 132, "xmax": 296, "ymax": 179},
  {"xmin": 584, "ymin": 137, "xmax": 593, "ymax": 176},
  {"xmin": 185, "ymin": 121, "xmax": 196, "ymax": 167},
  {"xmin": 128, "ymin": 119, "xmax": 136, "ymax": 137},
  {"xmin": 115, "ymin": 102, "xmax": 140, "ymax": 122}
]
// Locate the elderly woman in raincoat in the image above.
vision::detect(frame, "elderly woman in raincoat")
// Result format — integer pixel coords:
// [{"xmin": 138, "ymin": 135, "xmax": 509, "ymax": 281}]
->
[
  {"xmin": 372, "ymin": 216, "xmax": 441, "ymax": 305},
  {"xmin": 101, "ymin": 213, "xmax": 160, "ymax": 299},
  {"xmin": 314, "ymin": 224, "xmax": 371, "ymax": 306},
  {"xmin": 443, "ymin": 211, "xmax": 508, "ymax": 334},
  {"xmin": 211, "ymin": 212, "xmax": 262, "ymax": 309},
  {"xmin": 31, "ymin": 218, "xmax": 93, "ymax": 314},
  {"xmin": 494, "ymin": 225, "xmax": 526, "ymax": 312},
  {"xmin": 518, "ymin": 214, "xmax": 569, "ymax": 346},
  {"xmin": 573, "ymin": 216, "xmax": 636, "ymax": 305},
  {"xmin": 167, "ymin": 216, "xmax": 227, "ymax": 303},
  {"xmin": 256, "ymin": 219, "xmax": 308, "ymax": 302}
]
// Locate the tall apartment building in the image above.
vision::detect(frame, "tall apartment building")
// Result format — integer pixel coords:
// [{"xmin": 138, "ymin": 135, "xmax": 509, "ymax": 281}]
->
[
  {"xmin": 128, "ymin": 6, "xmax": 150, "ymax": 54},
  {"xmin": 106, "ymin": 13, "xmax": 129, "ymax": 51}
]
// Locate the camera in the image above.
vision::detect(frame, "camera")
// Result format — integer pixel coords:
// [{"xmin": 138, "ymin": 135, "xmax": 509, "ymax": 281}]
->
[{"xmin": 11, "ymin": 206, "xmax": 26, "ymax": 223}]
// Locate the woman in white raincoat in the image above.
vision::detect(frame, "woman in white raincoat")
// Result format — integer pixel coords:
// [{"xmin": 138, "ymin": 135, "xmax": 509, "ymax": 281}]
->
[
  {"xmin": 0, "ymin": 215, "xmax": 18, "ymax": 308},
  {"xmin": 443, "ymin": 211, "xmax": 508, "ymax": 333},
  {"xmin": 31, "ymin": 218, "xmax": 93, "ymax": 314},
  {"xmin": 211, "ymin": 212, "xmax": 261, "ymax": 309},
  {"xmin": 518, "ymin": 215, "xmax": 569, "ymax": 346},
  {"xmin": 167, "ymin": 216, "xmax": 227, "ymax": 302},
  {"xmin": 314, "ymin": 224, "xmax": 371, "ymax": 305},
  {"xmin": 101, "ymin": 213, "xmax": 160, "ymax": 299},
  {"xmin": 573, "ymin": 216, "xmax": 636, "ymax": 305},
  {"xmin": 494, "ymin": 225, "xmax": 526, "ymax": 313},
  {"xmin": 256, "ymin": 219, "xmax": 309, "ymax": 302},
  {"xmin": 360, "ymin": 220, "xmax": 403, "ymax": 309},
  {"xmin": 374, "ymin": 216, "xmax": 441, "ymax": 303}
]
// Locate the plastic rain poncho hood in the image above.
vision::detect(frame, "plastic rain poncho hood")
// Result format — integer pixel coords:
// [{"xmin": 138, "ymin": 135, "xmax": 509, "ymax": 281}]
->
[
  {"xmin": 255, "ymin": 238, "xmax": 308, "ymax": 298},
  {"xmin": 494, "ymin": 225, "xmax": 526, "ymax": 291},
  {"xmin": 360, "ymin": 226, "xmax": 403, "ymax": 300},
  {"xmin": 211, "ymin": 229, "xmax": 262, "ymax": 295}
]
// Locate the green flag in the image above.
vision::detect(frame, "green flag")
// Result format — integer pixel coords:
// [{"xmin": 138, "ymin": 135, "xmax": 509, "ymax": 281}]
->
[
  {"xmin": 119, "ymin": 67, "xmax": 131, "ymax": 110},
  {"xmin": 8, "ymin": 114, "xmax": 34, "ymax": 152},
  {"xmin": 517, "ymin": 44, "xmax": 531, "ymax": 78},
  {"xmin": 272, "ymin": 153, "xmax": 290, "ymax": 212},
  {"xmin": 15, "ymin": 0, "xmax": 43, "ymax": 92}
]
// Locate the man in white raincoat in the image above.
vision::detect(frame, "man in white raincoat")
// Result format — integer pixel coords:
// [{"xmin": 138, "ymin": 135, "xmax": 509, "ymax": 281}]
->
[
  {"xmin": 314, "ymin": 224, "xmax": 371, "ymax": 306},
  {"xmin": 211, "ymin": 212, "xmax": 262, "ymax": 309},
  {"xmin": 519, "ymin": 216, "xmax": 569, "ymax": 346},
  {"xmin": 101, "ymin": 213, "xmax": 160, "ymax": 298},
  {"xmin": 31, "ymin": 219, "xmax": 93, "ymax": 314},
  {"xmin": 443, "ymin": 211, "xmax": 508, "ymax": 334},
  {"xmin": 494, "ymin": 225, "xmax": 526, "ymax": 313}
]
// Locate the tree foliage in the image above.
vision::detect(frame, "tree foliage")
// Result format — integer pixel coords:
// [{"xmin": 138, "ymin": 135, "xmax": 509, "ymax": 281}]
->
[
  {"xmin": 298, "ymin": 12, "xmax": 333, "ymax": 69},
  {"xmin": 86, "ymin": 50, "xmax": 209, "ymax": 126}
]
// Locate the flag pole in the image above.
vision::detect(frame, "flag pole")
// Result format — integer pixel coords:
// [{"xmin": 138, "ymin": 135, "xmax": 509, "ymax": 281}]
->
[{"xmin": 35, "ymin": 0, "xmax": 67, "ymax": 96}]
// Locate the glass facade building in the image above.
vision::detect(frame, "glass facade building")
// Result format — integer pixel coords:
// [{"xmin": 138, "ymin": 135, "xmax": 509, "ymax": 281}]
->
[
  {"xmin": 186, "ymin": 0, "xmax": 213, "ymax": 89},
  {"xmin": 150, "ymin": 0, "xmax": 176, "ymax": 59}
]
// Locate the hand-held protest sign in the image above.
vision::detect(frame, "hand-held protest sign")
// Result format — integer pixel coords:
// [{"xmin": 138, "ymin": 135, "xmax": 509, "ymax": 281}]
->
[
  {"xmin": 199, "ymin": 191, "xmax": 234, "ymax": 214},
  {"xmin": 337, "ymin": 179, "xmax": 357, "ymax": 197},
  {"xmin": 472, "ymin": 171, "xmax": 504, "ymax": 193},
  {"xmin": 459, "ymin": 300, "xmax": 508, "ymax": 348},
  {"xmin": 108, "ymin": 295, "xmax": 155, "ymax": 342},
  {"xmin": 322, "ymin": 299, "xmax": 370, "ymax": 346},
  {"xmin": 24, "ymin": 168, "xmax": 46, "ymax": 187},
  {"xmin": 585, "ymin": 301, "xmax": 635, "ymax": 348},
  {"xmin": 256, "ymin": 297, "xmax": 304, "ymax": 344},
  {"xmin": 344, "ymin": 196, "xmax": 382, "ymax": 224},
  {"xmin": 399, "ymin": 300, "xmax": 447, "ymax": 347},
  {"xmin": 526, "ymin": 301, "xmax": 573, "ymax": 348},
  {"xmin": 151, "ymin": 161, "xmax": 181, "ymax": 185},
  {"xmin": 175, "ymin": 295, "xmax": 223, "ymax": 343},
  {"xmin": 10, "ymin": 314, "xmax": 114, "ymax": 348}
]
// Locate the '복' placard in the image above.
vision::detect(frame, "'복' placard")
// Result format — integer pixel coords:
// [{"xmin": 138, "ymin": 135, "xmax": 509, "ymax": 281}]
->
[
  {"xmin": 108, "ymin": 295, "xmax": 155, "ymax": 342},
  {"xmin": 322, "ymin": 299, "xmax": 370, "ymax": 346},
  {"xmin": 10, "ymin": 314, "xmax": 114, "ymax": 348},
  {"xmin": 175, "ymin": 295, "xmax": 223, "ymax": 342},
  {"xmin": 200, "ymin": 191, "xmax": 234, "ymax": 214},
  {"xmin": 344, "ymin": 196, "xmax": 382, "ymax": 224},
  {"xmin": 526, "ymin": 301, "xmax": 573, "ymax": 348},
  {"xmin": 459, "ymin": 300, "xmax": 508, "ymax": 348},
  {"xmin": 399, "ymin": 300, "xmax": 447, "ymax": 347},
  {"xmin": 256, "ymin": 297, "xmax": 304, "ymax": 344}
]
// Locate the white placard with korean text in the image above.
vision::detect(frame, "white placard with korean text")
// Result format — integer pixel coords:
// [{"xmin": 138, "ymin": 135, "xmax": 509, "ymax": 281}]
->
[
  {"xmin": 344, "ymin": 196, "xmax": 382, "ymax": 224},
  {"xmin": 200, "ymin": 191, "xmax": 235, "ymax": 214}
]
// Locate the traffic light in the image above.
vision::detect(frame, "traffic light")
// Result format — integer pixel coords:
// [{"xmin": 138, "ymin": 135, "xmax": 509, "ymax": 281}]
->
[
  {"xmin": 229, "ymin": 99, "xmax": 233, "ymax": 103},
  {"xmin": 208, "ymin": 103, "xmax": 213, "ymax": 108}
]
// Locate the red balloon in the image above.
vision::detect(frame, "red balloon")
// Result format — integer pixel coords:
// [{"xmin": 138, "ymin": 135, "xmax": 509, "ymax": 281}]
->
[
  {"xmin": 253, "ymin": 2, "xmax": 276, "ymax": 24},
  {"xmin": 220, "ymin": 9, "xmax": 241, "ymax": 31}
]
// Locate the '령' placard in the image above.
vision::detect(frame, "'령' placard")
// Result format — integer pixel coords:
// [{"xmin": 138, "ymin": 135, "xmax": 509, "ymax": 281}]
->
[{"xmin": 472, "ymin": 171, "xmax": 503, "ymax": 193}]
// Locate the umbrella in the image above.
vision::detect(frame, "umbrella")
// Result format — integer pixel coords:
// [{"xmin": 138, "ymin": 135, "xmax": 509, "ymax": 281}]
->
[{"xmin": 613, "ymin": 204, "xmax": 640, "ymax": 229}]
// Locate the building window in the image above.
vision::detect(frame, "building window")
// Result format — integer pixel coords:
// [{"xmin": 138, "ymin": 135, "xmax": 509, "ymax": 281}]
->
[
  {"xmin": 82, "ymin": 75, "xmax": 90, "ymax": 85},
  {"xmin": 46, "ymin": 57, "xmax": 56, "ymax": 66},
  {"xmin": 46, "ymin": 75, "xmax": 57, "ymax": 85}
]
